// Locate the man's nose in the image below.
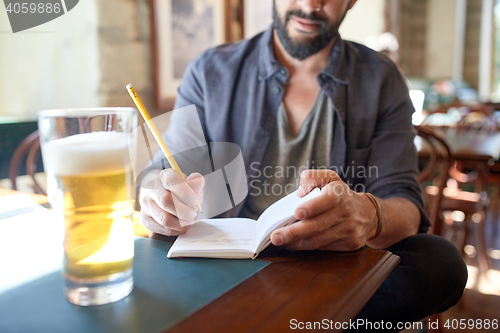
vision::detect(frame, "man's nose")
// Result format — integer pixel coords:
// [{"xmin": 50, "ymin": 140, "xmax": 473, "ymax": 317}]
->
[{"xmin": 297, "ymin": 0, "xmax": 323, "ymax": 13}]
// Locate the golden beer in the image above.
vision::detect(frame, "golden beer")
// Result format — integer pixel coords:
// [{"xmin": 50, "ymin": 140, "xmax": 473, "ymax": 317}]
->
[
  {"xmin": 60, "ymin": 169, "xmax": 134, "ymax": 281},
  {"xmin": 42, "ymin": 129, "xmax": 136, "ymax": 305}
]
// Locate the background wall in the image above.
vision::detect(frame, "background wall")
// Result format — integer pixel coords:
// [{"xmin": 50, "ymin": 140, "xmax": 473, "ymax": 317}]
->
[
  {"xmin": 0, "ymin": 0, "xmax": 100, "ymax": 120},
  {"xmin": 425, "ymin": 0, "xmax": 457, "ymax": 80},
  {"xmin": 0, "ymin": 0, "xmax": 155, "ymax": 120},
  {"xmin": 339, "ymin": 0, "xmax": 385, "ymax": 44}
]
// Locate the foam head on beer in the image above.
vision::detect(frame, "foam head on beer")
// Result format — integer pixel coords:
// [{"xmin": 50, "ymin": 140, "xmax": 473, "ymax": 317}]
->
[{"xmin": 44, "ymin": 131, "xmax": 131, "ymax": 176}]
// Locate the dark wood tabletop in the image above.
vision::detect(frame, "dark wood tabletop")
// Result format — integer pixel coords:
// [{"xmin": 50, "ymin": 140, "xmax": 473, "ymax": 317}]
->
[
  {"xmin": 416, "ymin": 131, "xmax": 500, "ymax": 162},
  {"xmin": 167, "ymin": 245, "xmax": 399, "ymax": 333},
  {"xmin": 1, "ymin": 190, "xmax": 400, "ymax": 333}
]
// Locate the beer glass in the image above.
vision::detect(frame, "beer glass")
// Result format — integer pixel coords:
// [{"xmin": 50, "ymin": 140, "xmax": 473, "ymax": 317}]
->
[{"xmin": 38, "ymin": 108, "xmax": 137, "ymax": 306}]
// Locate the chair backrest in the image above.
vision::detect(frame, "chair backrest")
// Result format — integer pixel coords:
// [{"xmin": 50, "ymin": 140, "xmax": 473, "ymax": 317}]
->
[
  {"xmin": 415, "ymin": 125, "xmax": 454, "ymax": 235},
  {"xmin": 8, "ymin": 130, "xmax": 45, "ymax": 195}
]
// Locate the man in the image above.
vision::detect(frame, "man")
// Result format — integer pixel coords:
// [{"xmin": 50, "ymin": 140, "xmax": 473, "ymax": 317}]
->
[{"xmin": 140, "ymin": 0, "xmax": 467, "ymax": 330}]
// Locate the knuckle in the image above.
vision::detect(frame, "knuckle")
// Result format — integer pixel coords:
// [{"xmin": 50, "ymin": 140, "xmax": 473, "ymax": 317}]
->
[
  {"xmin": 328, "ymin": 170, "xmax": 339, "ymax": 179},
  {"xmin": 139, "ymin": 211, "xmax": 151, "ymax": 227},
  {"xmin": 139, "ymin": 188, "xmax": 152, "ymax": 205},
  {"xmin": 159, "ymin": 212, "xmax": 173, "ymax": 228},
  {"xmin": 301, "ymin": 169, "xmax": 313, "ymax": 179},
  {"xmin": 339, "ymin": 205, "xmax": 353, "ymax": 219},
  {"xmin": 158, "ymin": 190, "xmax": 172, "ymax": 210},
  {"xmin": 307, "ymin": 237, "xmax": 321, "ymax": 250},
  {"xmin": 309, "ymin": 219, "xmax": 323, "ymax": 233},
  {"xmin": 285, "ymin": 228, "xmax": 299, "ymax": 243}
]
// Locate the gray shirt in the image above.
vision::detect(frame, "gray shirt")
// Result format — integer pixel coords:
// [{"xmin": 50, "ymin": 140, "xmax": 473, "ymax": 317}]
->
[{"xmin": 241, "ymin": 91, "xmax": 334, "ymax": 219}]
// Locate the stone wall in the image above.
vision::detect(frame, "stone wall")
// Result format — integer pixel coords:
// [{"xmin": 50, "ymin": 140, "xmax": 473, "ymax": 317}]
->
[
  {"xmin": 96, "ymin": 0, "xmax": 163, "ymax": 119},
  {"xmin": 463, "ymin": 0, "xmax": 482, "ymax": 90}
]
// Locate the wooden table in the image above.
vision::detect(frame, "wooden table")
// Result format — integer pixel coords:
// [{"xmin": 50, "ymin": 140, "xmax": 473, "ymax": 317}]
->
[
  {"xmin": 0, "ymin": 189, "xmax": 400, "ymax": 333},
  {"xmin": 417, "ymin": 131, "xmax": 500, "ymax": 162}
]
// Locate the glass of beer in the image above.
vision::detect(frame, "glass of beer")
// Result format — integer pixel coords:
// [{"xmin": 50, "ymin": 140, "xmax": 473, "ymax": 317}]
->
[{"xmin": 38, "ymin": 108, "xmax": 137, "ymax": 306}]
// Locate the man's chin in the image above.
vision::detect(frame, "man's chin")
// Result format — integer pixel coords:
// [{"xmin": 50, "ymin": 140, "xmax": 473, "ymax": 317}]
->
[{"xmin": 286, "ymin": 30, "xmax": 318, "ymax": 44}]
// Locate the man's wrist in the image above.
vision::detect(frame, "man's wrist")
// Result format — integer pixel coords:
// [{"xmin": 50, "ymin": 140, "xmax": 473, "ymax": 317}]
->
[{"xmin": 365, "ymin": 193, "xmax": 383, "ymax": 241}]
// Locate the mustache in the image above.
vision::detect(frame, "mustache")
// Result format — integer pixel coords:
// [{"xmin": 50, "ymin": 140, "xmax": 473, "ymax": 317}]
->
[{"xmin": 284, "ymin": 9, "xmax": 329, "ymax": 28}]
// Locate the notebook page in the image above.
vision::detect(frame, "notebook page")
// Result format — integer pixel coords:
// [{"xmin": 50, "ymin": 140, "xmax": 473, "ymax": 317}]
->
[
  {"xmin": 168, "ymin": 218, "xmax": 257, "ymax": 256},
  {"xmin": 255, "ymin": 188, "xmax": 321, "ymax": 245}
]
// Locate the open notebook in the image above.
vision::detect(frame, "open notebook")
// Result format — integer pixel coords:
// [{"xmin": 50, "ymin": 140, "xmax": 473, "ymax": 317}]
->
[{"xmin": 167, "ymin": 188, "xmax": 321, "ymax": 259}]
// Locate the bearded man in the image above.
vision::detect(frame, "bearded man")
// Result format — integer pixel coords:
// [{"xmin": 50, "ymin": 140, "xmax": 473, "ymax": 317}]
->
[{"xmin": 140, "ymin": 1, "xmax": 467, "ymax": 330}]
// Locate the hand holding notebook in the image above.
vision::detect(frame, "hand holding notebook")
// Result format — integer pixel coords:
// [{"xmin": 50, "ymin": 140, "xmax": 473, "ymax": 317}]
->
[{"xmin": 167, "ymin": 188, "xmax": 321, "ymax": 259}]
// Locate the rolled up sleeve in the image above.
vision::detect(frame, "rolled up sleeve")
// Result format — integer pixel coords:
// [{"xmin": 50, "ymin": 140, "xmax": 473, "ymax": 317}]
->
[{"xmin": 364, "ymin": 68, "xmax": 430, "ymax": 234}]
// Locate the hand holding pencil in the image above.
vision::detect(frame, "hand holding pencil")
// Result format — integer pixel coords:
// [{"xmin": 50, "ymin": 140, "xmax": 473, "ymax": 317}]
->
[{"xmin": 127, "ymin": 84, "xmax": 205, "ymax": 235}]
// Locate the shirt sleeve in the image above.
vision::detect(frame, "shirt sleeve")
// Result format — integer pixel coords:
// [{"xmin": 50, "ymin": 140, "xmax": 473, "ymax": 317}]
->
[
  {"xmin": 364, "ymin": 65, "xmax": 431, "ymax": 234},
  {"xmin": 138, "ymin": 54, "xmax": 211, "ymax": 187}
]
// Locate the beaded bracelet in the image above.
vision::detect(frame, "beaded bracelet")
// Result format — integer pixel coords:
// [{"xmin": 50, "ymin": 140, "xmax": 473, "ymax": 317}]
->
[{"xmin": 365, "ymin": 193, "xmax": 382, "ymax": 241}]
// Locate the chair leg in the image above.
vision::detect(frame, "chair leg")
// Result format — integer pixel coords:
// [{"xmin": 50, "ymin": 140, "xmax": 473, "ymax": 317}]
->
[
  {"xmin": 475, "ymin": 211, "xmax": 490, "ymax": 275},
  {"xmin": 461, "ymin": 217, "xmax": 470, "ymax": 259}
]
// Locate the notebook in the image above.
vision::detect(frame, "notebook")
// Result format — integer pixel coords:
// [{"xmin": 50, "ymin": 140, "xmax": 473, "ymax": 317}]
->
[{"xmin": 167, "ymin": 188, "xmax": 321, "ymax": 259}]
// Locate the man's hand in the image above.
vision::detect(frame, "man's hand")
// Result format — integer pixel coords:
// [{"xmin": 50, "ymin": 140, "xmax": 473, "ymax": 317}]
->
[
  {"xmin": 140, "ymin": 169, "xmax": 204, "ymax": 236},
  {"xmin": 270, "ymin": 169, "xmax": 379, "ymax": 251}
]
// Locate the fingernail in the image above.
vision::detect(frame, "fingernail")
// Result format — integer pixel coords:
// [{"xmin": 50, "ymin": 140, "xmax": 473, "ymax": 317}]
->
[
  {"xmin": 274, "ymin": 234, "xmax": 283, "ymax": 246},
  {"xmin": 179, "ymin": 219, "xmax": 195, "ymax": 227},
  {"xmin": 296, "ymin": 209, "xmax": 305, "ymax": 219}
]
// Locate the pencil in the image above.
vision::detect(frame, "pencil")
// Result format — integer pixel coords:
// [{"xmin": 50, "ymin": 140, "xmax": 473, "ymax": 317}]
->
[{"xmin": 126, "ymin": 84, "xmax": 203, "ymax": 213}]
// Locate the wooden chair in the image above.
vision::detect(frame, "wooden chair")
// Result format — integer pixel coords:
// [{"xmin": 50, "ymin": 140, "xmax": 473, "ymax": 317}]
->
[
  {"xmin": 416, "ymin": 126, "xmax": 455, "ymax": 333},
  {"xmin": 415, "ymin": 125, "xmax": 454, "ymax": 236},
  {"xmin": 8, "ymin": 130, "xmax": 45, "ymax": 195},
  {"xmin": 424, "ymin": 143, "xmax": 491, "ymax": 274}
]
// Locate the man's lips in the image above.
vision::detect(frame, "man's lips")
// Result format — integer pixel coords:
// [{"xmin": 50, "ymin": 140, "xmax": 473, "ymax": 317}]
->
[{"xmin": 290, "ymin": 16, "xmax": 322, "ymax": 33}]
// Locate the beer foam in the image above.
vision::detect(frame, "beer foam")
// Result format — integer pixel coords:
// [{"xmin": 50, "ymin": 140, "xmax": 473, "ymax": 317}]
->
[{"xmin": 43, "ymin": 131, "xmax": 131, "ymax": 176}]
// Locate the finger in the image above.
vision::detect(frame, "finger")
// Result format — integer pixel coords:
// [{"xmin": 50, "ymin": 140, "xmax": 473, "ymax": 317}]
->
[
  {"xmin": 148, "ymin": 197, "xmax": 196, "ymax": 227},
  {"xmin": 283, "ymin": 227, "xmax": 342, "ymax": 251},
  {"xmin": 297, "ymin": 169, "xmax": 341, "ymax": 197},
  {"xmin": 295, "ymin": 184, "xmax": 344, "ymax": 219},
  {"xmin": 271, "ymin": 213, "xmax": 337, "ymax": 246},
  {"xmin": 283, "ymin": 222, "xmax": 365, "ymax": 251},
  {"xmin": 139, "ymin": 211, "xmax": 190, "ymax": 236},
  {"xmin": 186, "ymin": 173, "xmax": 205, "ymax": 194},
  {"xmin": 159, "ymin": 169, "xmax": 199, "ymax": 208}
]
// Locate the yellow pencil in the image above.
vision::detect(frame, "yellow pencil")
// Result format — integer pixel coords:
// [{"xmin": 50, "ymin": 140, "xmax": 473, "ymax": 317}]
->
[{"xmin": 126, "ymin": 84, "xmax": 202, "ymax": 213}]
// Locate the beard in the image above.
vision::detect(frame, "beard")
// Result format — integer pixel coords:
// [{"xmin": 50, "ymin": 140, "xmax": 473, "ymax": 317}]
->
[{"xmin": 273, "ymin": 5, "xmax": 344, "ymax": 61}]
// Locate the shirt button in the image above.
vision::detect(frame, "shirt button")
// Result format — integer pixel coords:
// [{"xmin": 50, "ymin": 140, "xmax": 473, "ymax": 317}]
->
[
  {"xmin": 321, "ymin": 74, "xmax": 326, "ymax": 80},
  {"xmin": 260, "ymin": 128, "xmax": 270, "ymax": 136},
  {"xmin": 272, "ymin": 86, "xmax": 281, "ymax": 94},
  {"xmin": 280, "ymin": 69, "xmax": 286, "ymax": 76}
]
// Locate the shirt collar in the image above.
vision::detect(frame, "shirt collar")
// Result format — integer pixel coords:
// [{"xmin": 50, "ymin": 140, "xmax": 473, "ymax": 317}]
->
[{"xmin": 258, "ymin": 25, "xmax": 352, "ymax": 85}]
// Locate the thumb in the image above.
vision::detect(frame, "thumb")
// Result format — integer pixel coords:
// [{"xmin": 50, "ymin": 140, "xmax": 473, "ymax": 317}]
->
[
  {"xmin": 297, "ymin": 169, "xmax": 341, "ymax": 197},
  {"xmin": 186, "ymin": 173, "xmax": 205, "ymax": 194}
]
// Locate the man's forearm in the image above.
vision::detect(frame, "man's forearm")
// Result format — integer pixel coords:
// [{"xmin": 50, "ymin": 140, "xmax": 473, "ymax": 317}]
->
[{"xmin": 366, "ymin": 197, "xmax": 420, "ymax": 249}]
